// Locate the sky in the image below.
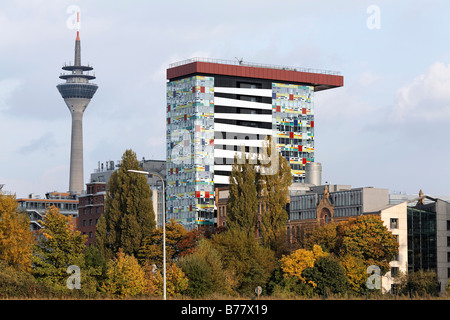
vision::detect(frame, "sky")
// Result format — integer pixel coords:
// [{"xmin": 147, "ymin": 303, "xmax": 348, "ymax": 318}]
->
[{"xmin": 1, "ymin": 0, "xmax": 450, "ymax": 198}]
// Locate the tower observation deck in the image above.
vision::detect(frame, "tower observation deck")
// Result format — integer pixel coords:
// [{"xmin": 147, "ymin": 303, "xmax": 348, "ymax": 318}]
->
[{"xmin": 57, "ymin": 28, "xmax": 98, "ymax": 194}]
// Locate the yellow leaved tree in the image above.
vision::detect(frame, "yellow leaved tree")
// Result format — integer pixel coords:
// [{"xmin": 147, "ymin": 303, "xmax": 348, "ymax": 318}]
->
[
  {"xmin": 102, "ymin": 249, "xmax": 146, "ymax": 298},
  {"xmin": 280, "ymin": 245, "xmax": 328, "ymax": 284},
  {"xmin": 0, "ymin": 192, "xmax": 35, "ymax": 272}
]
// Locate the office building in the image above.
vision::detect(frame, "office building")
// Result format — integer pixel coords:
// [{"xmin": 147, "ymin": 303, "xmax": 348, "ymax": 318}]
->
[
  {"xmin": 17, "ymin": 192, "xmax": 78, "ymax": 231},
  {"xmin": 76, "ymin": 181, "xmax": 106, "ymax": 246},
  {"xmin": 166, "ymin": 57, "xmax": 343, "ymax": 229}
]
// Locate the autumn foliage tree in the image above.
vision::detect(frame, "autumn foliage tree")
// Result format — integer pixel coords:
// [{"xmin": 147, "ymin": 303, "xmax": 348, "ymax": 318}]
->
[
  {"xmin": 280, "ymin": 245, "xmax": 328, "ymax": 284},
  {"xmin": 0, "ymin": 192, "xmax": 34, "ymax": 272},
  {"xmin": 102, "ymin": 249, "xmax": 146, "ymax": 298},
  {"xmin": 32, "ymin": 206, "xmax": 86, "ymax": 289},
  {"xmin": 304, "ymin": 215, "xmax": 398, "ymax": 274},
  {"xmin": 338, "ymin": 215, "xmax": 398, "ymax": 274},
  {"xmin": 138, "ymin": 219, "xmax": 190, "ymax": 267}
]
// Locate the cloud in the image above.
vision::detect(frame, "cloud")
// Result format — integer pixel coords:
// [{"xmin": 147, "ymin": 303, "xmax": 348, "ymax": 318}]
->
[
  {"xmin": 18, "ymin": 132, "xmax": 58, "ymax": 155},
  {"xmin": 0, "ymin": 78, "xmax": 23, "ymax": 111},
  {"xmin": 389, "ymin": 62, "xmax": 450, "ymax": 123}
]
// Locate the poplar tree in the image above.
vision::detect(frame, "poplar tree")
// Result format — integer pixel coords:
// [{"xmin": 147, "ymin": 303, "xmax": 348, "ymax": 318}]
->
[
  {"xmin": 259, "ymin": 137, "xmax": 292, "ymax": 256},
  {"xmin": 226, "ymin": 151, "xmax": 259, "ymax": 237},
  {"xmin": 96, "ymin": 149, "xmax": 155, "ymax": 259}
]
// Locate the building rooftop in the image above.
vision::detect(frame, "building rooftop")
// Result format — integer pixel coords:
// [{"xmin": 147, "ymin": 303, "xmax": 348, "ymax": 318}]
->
[{"xmin": 167, "ymin": 57, "xmax": 343, "ymax": 91}]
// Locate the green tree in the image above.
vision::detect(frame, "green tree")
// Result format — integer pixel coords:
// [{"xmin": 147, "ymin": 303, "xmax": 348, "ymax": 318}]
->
[
  {"xmin": 259, "ymin": 137, "xmax": 292, "ymax": 256},
  {"xmin": 227, "ymin": 151, "xmax": 259, "ymax": 236},
  {"xmin": 394, "ymin": 270, "xmax": 440, "ymax": 297},
  {"xmin": 0, "ymin": 192, "xmax": 35, "ymax": 272},
  {"xmin": 32, "ymin": 206, "xmax": 87, "ymax": 290},
  {"xmin": 303, "ymin": 256, "xmax": 349, "ymax": 296},
  {"xmin": 210, "ymin": 228, "xmax": 276, "ymax": 295},
  {"xmin": 96, "ymin": 149, "xmax": 155, "ymax": 259},
  {"xmin": 177, "ymin": 253, "xmax": 214, "ymax": 298},
  {"xmin": 177, "ymin": 239, "xmax": 234, "ymax": 297}
]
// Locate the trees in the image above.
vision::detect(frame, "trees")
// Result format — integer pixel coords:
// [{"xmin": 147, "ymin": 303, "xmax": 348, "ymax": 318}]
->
[
  {"xmin": 280, "ymin": 245, "xmax": 328, "ymax": 284},
  {"xmin": 96, "ymin": 149, "xmax": 155, "ymax": 259},
  {"xmin": 138, "ymin": 219, "xmax": 189, "ymax": 267},
  {"xmin": 258, "ymin": 138, "xmax": 292, "ymax": 255},
  {"xmin": 210, "ymin": 227, "xmax": 276, "ymax": 295},
  {"xmin": 227, "ymin": 136, "xmax": 292, "ymax": 257},
  {"xmin": 32, "ymin": 206, "xmax": 87, "ymax": 289},
  {"xmin": 303, "ymin": 256, "xmax": 349, "ymax": 296},
  {"xmin": 0, "ymin": 192, "xmax": 34, "ymax": 272},
  {"xmin": 394, "ymin": 270, "xmax": 440, "ymax": 297},
  {"xmin": 177, "ymin": 239, "xmax": 234, "ymax": 297},
  {"xmin": 338, "ymin": 215, "xmax": 398, "ymax": 274},
  {"xmin": 102, "ymin": 249, "xmax": 146, "ymax": 298},
  {"xmin": 227, "ymin": 152, "xmax": 259, "ymax": 236},
  {"xmin": 144, "ymin": 263, "xmax": 188, "ymax": 297},
  {"xmin": 303, "ymin": 215, "xmax": 398, "ymax": 275}
]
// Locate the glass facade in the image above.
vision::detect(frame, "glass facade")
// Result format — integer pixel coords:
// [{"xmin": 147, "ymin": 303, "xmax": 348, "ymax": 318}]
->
[
  {"xmin": 57, "ymin": 83, "xmax": 98, "ymax": 99},
  {"xmin": 407, "ymin": 205, "xmax": 437, "ymax": 272},
  {"xmin": 289, "ymin": 189, "xmax": 363, "ymax": 221},
  {"xmin": 272, "ymin": 83, "xmax": 314, "ymax": 183},
  {"xmin": 166, "ymin": 76, "xmax": 215, "ymax": 229}
]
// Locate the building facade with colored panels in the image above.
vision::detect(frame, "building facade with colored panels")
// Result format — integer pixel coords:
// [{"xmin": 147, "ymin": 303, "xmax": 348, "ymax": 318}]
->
[{"xmin": 166, "ymin": 58, "xmax": 343, "ymax": 229}]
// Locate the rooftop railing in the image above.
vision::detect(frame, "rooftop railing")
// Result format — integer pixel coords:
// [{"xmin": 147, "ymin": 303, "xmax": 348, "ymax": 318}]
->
[{"xmin": 168, "ymin": 57, "xmax": 341, "ymax": 76}]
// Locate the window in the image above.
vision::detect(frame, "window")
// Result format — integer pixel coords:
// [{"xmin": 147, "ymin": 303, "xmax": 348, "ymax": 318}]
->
[
  {"xmin": 390, "ymin": 218, "xmax": 398, "ymax": 229},
  {"xmin": 447, "ymin": 220, "xmax": 450, "ymax": 231},
  {"xmin": 391, "ymin": 267, "xmax": 399, "ymax": 277}
]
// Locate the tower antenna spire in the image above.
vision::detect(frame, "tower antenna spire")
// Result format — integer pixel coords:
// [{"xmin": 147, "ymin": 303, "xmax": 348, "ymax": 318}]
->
[{"xmin": 76, "ymin": 11, "xmax": 80, "ymax": 40}]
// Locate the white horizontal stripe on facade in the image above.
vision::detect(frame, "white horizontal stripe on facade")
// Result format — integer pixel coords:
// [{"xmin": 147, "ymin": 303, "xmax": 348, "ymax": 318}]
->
[
  {"xmin": 214, "ymin": 148, "xmax": 263, "ymax": 160},
  {"xmin": 214, "ymin": 113, "xmax": 272, "ymax": 123},
  {"xmin": 214, "ymin": 175, "xmax": 230, "ymax": 185},
  {"xmin": 214, "ymin": 139, "xmax": 266, "ymax": 147},
  {"xmin": 214, "ymin": 122, "xmax": 273, "ymax": 136},
  {"xmin": 214, "ymin": 97, "xmax": 272, "ymax": 111},
  {"xmin": 214, "ymin": 165, "xmax": 233, "ymax": 172},
  {"xmin": 214, "ymin": 87, "xmax": 273, "ymax": 97}
]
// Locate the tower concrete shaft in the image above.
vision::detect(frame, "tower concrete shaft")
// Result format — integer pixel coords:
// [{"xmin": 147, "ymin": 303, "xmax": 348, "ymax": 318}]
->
[{"xmin": 57, "ymin": 30, "xmax": 98, "ymax": 194}]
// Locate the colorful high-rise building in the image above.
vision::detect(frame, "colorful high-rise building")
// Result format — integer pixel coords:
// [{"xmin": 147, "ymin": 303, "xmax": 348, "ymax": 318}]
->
[{"xmin": 166, "ymin": 58, "xmax": 343, "ymax": 229}]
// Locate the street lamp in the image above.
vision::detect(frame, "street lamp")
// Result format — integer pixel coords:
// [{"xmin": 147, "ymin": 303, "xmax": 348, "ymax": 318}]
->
[{"xmin": 128, "ymin": 169, "xmax": 166, "ymax": 300}]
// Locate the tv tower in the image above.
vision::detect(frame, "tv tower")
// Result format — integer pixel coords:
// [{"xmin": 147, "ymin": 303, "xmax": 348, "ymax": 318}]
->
[{"xmin": 57, "ymin": 12, "xmax": 98, "ymax": 194}]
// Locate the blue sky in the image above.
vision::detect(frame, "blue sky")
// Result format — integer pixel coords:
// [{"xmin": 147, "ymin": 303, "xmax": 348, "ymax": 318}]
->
[{"xmin": 1, "ymin": 0, "xmax": 449, "ymax": 198}]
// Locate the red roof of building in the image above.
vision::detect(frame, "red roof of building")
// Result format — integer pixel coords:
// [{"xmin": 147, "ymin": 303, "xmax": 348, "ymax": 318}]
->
[{"xmin": 167, "ymin": 59, "xmax": 343, "ymax": 91}]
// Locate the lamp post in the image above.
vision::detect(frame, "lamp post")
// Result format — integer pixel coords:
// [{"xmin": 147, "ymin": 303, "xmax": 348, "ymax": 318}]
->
[{"xmin": 128, "ymin": 169, "xmax": 166, "ymax": 300}]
